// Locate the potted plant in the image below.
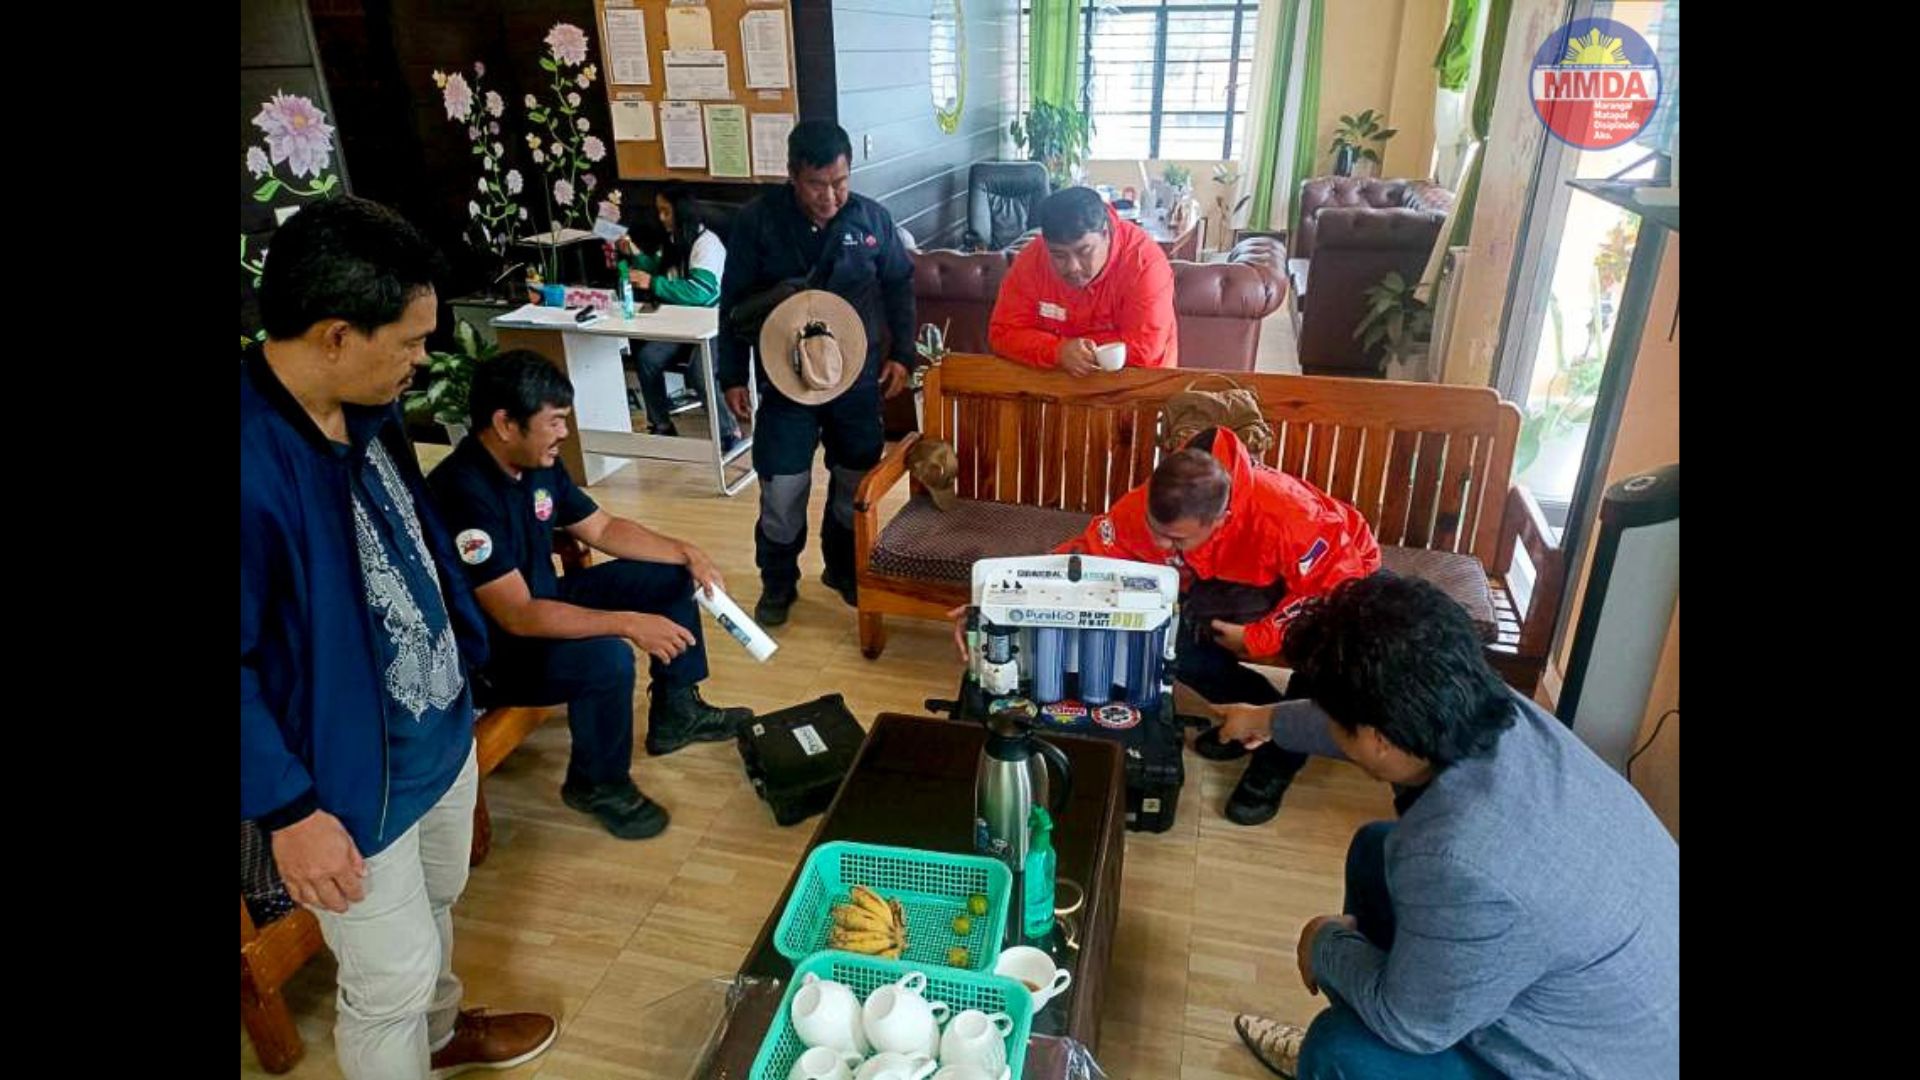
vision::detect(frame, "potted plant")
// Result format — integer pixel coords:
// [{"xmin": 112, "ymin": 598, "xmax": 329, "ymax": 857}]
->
[
  {"xmin": 1010, "ymin": 102, "xmax": 1091, "ymax": 190},
  {"xmin": 404, "ymin": 318, "xmax": 498, "ymax": 444},
  {"xmin": 1327, "ymin": 109, "xmax": 1397, "ymax": 177},
  {"xmin": 1210, "ymin": 163, "xmax": 1250, "ymax": 249},
  {"xmin": 1354, "ymin": 271, "xmax": 1434, "ymax": 380},
  {"xmin": 1161, "ymin": 163, "xmax": 1192, "ymax": 195}
]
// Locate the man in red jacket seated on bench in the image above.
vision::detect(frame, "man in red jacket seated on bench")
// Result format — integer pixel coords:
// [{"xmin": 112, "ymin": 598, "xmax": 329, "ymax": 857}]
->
[{"xmin": 988, "ymin": 185, "xmax": 1179, "ymax": 373}]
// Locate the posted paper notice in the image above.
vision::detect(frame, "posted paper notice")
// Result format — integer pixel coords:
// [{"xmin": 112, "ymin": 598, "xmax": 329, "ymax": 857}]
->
[
  {"xmin": 665, "ymin": 4, "xmax": 714, "ymax": 50},
  {"xmin": 741, "ymin": 10, "xmax": 791, "ymax": 89},
  {"xmin": 604, "ymin": 9, "xmax": 651, "ymax": 86},
  {"xmin": 704, "ymin": 104, "xmax": 750, "ymax": 178},
  {"xmin": 661, "ymin": 101, "xmax": 706, "ymax": 168},
  {"xmin": 751, "ymin": 112, "xmax": 795, "ymax": 176},
  {"xmin": 611, "ymin": 99, "xmax": 656, "ymax": 142},
  {"xmin": 663, "ymin": 50, "xmax": 731, "ymax": 100}
]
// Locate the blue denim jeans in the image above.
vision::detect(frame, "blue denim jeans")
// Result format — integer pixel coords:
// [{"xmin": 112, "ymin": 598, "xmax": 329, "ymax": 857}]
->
[
  {"xmin": 481, "ymin": 559, "xmax": 708, "ymax": 790},
  {"xmin": 1296, "ymin": 822, "xmax": 1503, "ymax": 1080}
]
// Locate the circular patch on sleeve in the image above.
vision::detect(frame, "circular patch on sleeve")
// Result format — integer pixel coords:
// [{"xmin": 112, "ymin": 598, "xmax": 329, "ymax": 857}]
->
[{"xmin": 455, "ymin": 529, "xmax": 494, "ymax": 565}]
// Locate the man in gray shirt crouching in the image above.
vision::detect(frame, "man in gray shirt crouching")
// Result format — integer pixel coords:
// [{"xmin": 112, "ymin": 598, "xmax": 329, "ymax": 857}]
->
[{"xmin": 1219, "ymin": 574, "xmax": 1679, "ymax": 1080}]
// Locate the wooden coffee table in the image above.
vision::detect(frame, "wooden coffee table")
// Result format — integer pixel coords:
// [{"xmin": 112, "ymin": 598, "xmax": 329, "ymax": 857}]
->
[{"xmin": 705, "ymin": 711, "xmax": 1127, "ymax": 1072}]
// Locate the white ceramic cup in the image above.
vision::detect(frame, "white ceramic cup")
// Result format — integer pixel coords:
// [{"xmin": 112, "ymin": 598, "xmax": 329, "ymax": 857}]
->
[
  {"xmin": 994, "ymin": 946, "xmax": 1073, "ymax": 1011},
  {"xmin": 1093, "ymin": 341, "xmax": 1127, "ymax": 371},
  {"xmin": 861, "ymin": 972, "xmax": 952, "ymax": 1057},
  {"xmin": 853, "ymin": 1050, "xmax": 937, "ymax": 1080},
  {"xmin": 938, "ymin": 1009, "xmax": 1013, "ymax": 1074},
  {"xmin": 789, "ymin": 1045, "xmax": 864, "ymax": 1080},
  {"xmin": 930, "ymin": 1066, "xmax": 1011, "ymax": 1080},
  {"xmin": 792, "ymin": 972, "xmax": 870, "ymax": 1055}
]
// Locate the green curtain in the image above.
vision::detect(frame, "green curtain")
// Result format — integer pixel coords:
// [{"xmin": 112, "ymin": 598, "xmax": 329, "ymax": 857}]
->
[
  {"xmin": 1030, "ymin": 0, "xmax": 1083, "ymax": 109},
  {"xmin": 1245, "ymin": 0, "xmax": 1302, "ymax": 229},
  {"xmin": 1433, "ymin": 0, "xmax": 1481, "ymax": 92},
  {"xmin": 1447, "ymin": 0, "xmax": 1510, "ymax": 248},
  {"xmin": 1284, "ymin": 0, "xmax": 1325, "ymax": 237}
]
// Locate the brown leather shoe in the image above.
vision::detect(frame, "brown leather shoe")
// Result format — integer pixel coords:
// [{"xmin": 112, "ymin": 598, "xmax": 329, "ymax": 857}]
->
[{"xmin": 429, "ymin": 1008, "xmax": 558, "ymax": 1078}]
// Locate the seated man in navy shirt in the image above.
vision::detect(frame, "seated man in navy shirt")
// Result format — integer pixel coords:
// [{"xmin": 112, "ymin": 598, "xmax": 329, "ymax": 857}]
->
[{"xmin": 428, "ymin": 351, "xmax": 753, "ymax": 840}]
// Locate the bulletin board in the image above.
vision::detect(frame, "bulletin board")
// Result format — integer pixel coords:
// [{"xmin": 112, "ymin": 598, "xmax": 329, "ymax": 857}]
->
[{"xmin": 593, "ymin": 0, "xmax": 800, "ymax": 183}]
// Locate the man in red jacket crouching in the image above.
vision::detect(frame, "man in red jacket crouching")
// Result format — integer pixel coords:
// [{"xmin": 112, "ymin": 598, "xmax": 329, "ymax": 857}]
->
[
  {"xmin": 988, "ymin": 186, "xmax": 1179, "ymax": 372},
  {"xmin": 979, "ymin": 426, "xmax": 1382, "ymax": 824}
]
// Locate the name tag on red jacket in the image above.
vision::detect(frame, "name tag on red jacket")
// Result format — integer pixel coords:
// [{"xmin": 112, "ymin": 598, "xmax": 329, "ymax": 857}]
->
[{"xmin": 1038, "ymin": 301, "xmax": 1067, "ymax": 321}]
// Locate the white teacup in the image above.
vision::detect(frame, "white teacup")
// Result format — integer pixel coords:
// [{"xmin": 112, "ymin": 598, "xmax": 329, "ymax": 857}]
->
[
  {"xmin": 789, "ymin": 1045, "xmax": 864, "ymax": 1080},
  {"xmin": 1093, "ymin": 341, "xmax": 1127, "ymax": 371},
  {"xmin": 853, "ymin": 1050, "xmax": 937, "ymax": 1080},
  {"xmin": 861, "ymin": 972, "xmax": 951, "ymax": 1057},
  {"xmin": 938, "ymin": 1009, "xmax": 1013, "ymax": 1074},
  {"xmin": 930, "ymin": 1066, "xmax": 1011, "ymax": 1080},
  {"xmin": 792, "ymin": 972, "xmax": 869, "ymax": 1054},
  {"xmin": 994, "ymin": 946, "xmax": 1073, "ymax": 1010}
]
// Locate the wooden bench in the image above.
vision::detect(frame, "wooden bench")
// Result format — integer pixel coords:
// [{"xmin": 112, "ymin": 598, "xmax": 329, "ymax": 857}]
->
[
  {"xmin": 852, "ymin": 355, "xmax": 1565, "ymax": 694},
  {"xmin": 241, "ymin": 537, "xmax": 591, "ymax": 1072},
  {"xmin": 240, "ymin": 890, "xmax": 323, "ymax": 1073}
]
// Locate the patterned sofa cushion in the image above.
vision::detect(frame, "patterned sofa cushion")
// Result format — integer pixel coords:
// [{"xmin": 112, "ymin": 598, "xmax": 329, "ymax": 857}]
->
[
  {"xmin": 242, "ymin": 820, "xmax": 297, "ymax": 927},
  {"xmin": 1380, "ymin": 545, "xmax": 1499, "ymax": 643},
  {"xmin": 870, "ymin": 496, "xmax": 1092, "ymax": 583}
]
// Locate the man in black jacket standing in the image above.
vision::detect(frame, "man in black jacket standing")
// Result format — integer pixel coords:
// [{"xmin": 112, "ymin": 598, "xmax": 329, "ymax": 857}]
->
[{"xmin": 717, "ymin": 120, "xmax": 920, "ymax": 627}]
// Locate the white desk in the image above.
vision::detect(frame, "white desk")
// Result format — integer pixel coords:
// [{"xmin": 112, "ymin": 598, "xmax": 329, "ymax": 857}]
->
[{"xmin": 492, "ymin": 305, "xmax": 759, "ymax": 496}]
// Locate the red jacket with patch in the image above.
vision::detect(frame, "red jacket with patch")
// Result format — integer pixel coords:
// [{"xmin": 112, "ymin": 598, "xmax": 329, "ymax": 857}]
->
[
  {"xmin": 989, "ymin": 204, "xmax": 1179, "ymax": 369},
  {"xmin": 1052, "ymin": 428, "xmax": 1381, "ymax": 658}
]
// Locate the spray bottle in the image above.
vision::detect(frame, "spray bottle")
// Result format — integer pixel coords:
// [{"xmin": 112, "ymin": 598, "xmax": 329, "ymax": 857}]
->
[{"xmin": 1023, "ymin": 805, "xmax": 1058, "ymax": 940}]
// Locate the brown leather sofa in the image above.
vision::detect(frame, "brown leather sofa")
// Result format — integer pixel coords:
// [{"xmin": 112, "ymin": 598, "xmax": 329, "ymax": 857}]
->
[
  {"xmin": 909, "ymin": 235, "xmax": 1289, "ymax": 373},
  {"xmin": 1290, "ymin": 177, "xmax": 1453, "ymax": 378}
]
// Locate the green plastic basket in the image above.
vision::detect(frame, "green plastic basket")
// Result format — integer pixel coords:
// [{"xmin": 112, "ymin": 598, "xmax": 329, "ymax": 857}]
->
[
  {"xmin": 748, "ymin": 950, "xmax": 1034, "ymax": 1080},
  {"xmin": 773, "ymin": 841, "xmax": 1011, "ymax": 973}
]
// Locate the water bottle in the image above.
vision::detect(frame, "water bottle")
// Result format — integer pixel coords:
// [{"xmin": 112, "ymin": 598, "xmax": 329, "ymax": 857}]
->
[{"xmin": 617, "ymin": 259, "xmax": 637, "ymax": 319}]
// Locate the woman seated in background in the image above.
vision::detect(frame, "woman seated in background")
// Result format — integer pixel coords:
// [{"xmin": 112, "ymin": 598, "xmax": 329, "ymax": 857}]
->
[{"xmin": 615, "ymin": 184, "xmax": 739, "ymax": 447}]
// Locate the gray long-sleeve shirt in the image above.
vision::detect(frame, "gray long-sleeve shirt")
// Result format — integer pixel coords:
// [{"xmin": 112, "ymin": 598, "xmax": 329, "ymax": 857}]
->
[
  {"xmin": 1269, "ymin": 697, "xmax": 1347, "ymax": 759},
  {"xmin": 1303, "ymin": 692, "xmax": 1680, "ymax": 1078}
]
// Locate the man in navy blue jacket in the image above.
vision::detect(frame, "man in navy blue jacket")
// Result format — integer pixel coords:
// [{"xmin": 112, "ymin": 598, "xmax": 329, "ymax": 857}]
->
[
  {"xmin": 716, "ymin": 120, "xmax": 921, "ymax": 626},
  {"xmin": 240, "ymin": 197, "xmax": 555, "ymax": 1079}
]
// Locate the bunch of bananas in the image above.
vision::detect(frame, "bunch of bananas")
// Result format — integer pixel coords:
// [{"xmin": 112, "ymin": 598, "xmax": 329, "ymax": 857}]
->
[{"xmin": 828, "ymin": 884, "xmax": 908, "ymax": 958}]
